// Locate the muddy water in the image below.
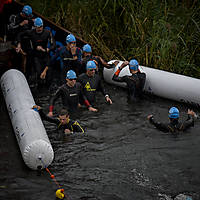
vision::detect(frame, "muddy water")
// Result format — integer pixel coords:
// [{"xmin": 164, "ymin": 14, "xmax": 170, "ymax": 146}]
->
[{"xmin": 0, "ymin": 84, "xmax": 200, "ymax": 200}]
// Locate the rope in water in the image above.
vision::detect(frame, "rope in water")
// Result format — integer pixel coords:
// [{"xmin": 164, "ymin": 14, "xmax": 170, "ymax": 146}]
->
[{"xmin": 39, "ymin": 157, "xmax": 71, "ymax": 200}]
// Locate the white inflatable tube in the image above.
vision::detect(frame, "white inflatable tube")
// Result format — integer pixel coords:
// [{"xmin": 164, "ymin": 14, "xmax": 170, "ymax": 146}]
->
[
  {"xmin": 0, "ymin": 69, "xmax": 54, "ymax": 170},
  {"xmin": 104, "ymin": 60, "xmax": 200, "ymax": 107}
]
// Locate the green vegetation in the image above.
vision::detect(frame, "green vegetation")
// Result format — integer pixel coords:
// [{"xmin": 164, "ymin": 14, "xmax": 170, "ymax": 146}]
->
[{"xmin": 20, "ymin": 0, "xmax": 200, "ymax": 77}]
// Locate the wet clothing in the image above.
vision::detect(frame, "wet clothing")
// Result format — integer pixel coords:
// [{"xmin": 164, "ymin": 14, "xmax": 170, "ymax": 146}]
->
[
  {"xmin": 38, "ymin": 109, "xmax": 84, "ymax": 134},
  {"xmin": 112, "ymin": 69, "xmax": 146, "ymax": 101},
  {"xmin": 8, "ymin": 13, "xmax": 34, "ymax": 33},
  {"xmin": 81, "ymin": 55, "xmax": 115, "ymax": 75},
  {"xmin": 49, "ymin": 41, "xmax": 64, "ymax": 59},
  {"xmin": 16, "ymin": 28, "xmax": 56, "ymax": 83},
  {"xmin": 8, "ymin": 13, "xmax": 35, "ymax": 46},
  {"xmin": 49, "ymin": 82, "xmax": 83, "ymax": 113},
  {"xmin": 77, "ymin": 73, "xmax": 109, "ymax": 107},
  {"xmin": 50, "ymin": 46, "xmax": 82, "ymax": 84},
  {"xmin": 149, "ymin": 115, "xmax": 194, "ymax": 134},
  {"xmin": 16, "ymin": 28, "xmax": 55, "ymax": 58},
  {"xmin": 81, "ymin": 55, "xmax": 101, "ymax": 74}
]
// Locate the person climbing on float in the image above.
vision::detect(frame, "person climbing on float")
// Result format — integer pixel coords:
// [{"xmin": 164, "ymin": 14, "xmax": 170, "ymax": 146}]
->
[
  {"xmin": 81, "ymin": 44, "xmax": 118, "ymax": 75},
  {"xmin": 112, "ymin": 59, "xmax": 146, "ymax": 102},
  {"xmin": 147, "ymin": 107, "xmax": 196, "ymax": 134},
  {"xmin": 33, "ymin": 105, "xmax": 85, "ymax": 136}
]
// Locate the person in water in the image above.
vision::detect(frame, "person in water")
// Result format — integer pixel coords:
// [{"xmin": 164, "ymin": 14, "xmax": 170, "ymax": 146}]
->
[
  {"xmin": 81, "ymin": 44, "xmax": 117, "ymax": 75},
  {"xmin": 48, "ymin": 70, "xmax": 83, "ymax": 116},
  {"xmin": 147, "ymin": 107, "xmax": 196, "ymax": 134},
  {"xmin": 112, "ymin": 59, "xmax": 146, "ymax": 102},
  {"xmin": 33, "ymin": 105, "xmax": 84, "ymax": 135},
  {"xmin": 77, "ymin": 60, "xmax": 112, "ymax": 112}
]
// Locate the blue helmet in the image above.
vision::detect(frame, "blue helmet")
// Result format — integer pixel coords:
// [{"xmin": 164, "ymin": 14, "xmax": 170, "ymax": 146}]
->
[
  {"xmin": 129, "ymin": 59, "xmax": 139, "ymax": 70},
  {"xmin": 83, "ymin": 44, "xmax": 92, "ymax": 53},
  {"xmin": 168, "ymin": 107, "xmax": 179, "ymax": 119},
  {"xmin": 86, "ymin": 61, "xmax": 96, "ymax": 70},
  {"xmin": 66, "ymin": 34, "xmax": 76, "ymax": 44},
  {"xmin": 66, "ymin": 70, "xmax": 77, "ymax": 79},
  {"xmin": 22, "ymin": 5, "xmax": 32, "ymax": 16},
  {"xmin": 34, "ymin": 17, "xmax": 43, "ymax": 27}
]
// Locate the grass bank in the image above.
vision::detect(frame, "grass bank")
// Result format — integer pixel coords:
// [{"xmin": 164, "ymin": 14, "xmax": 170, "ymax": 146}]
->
[{"xmin": 19, "ymin": 0, "xmax": 200, "ymax": 78}]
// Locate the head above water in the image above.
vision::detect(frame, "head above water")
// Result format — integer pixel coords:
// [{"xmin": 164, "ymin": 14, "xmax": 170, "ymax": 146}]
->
[
  {"xmin": 129, "ymin": 59, "xmax": 139, "ymax": 71},
  {"xmin": 168, "ymin": 107, "xmax": 179, "ymax": 119},
  {"xmin": 66, "ymin": 34, "xmax": 76, "ymax": 44},
  {"xmin": 83, "ymin": 44, "xmax": 92, "ymax": 53},
  {"xmin": 59, "ymin": 109, "xmax": 69, "ymax": 124},
  {"xmin": 66, "ymin": 70, "xmax": 77, "ymax": 80},
  {"xmin": 34, "ymin": 17, "xmax": 43, "ymax": 27},
  {"xmin": 86, "ymin": 60, "xmax": 96, "ymax": 70},
  {"xmin": 22, "ymin": 5, "xmax": 32, "ymax": 16}
]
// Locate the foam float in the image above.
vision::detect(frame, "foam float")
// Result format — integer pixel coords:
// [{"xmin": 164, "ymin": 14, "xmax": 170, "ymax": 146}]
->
[
  {"xmin": 104, "ymin": 60, "xmax": 200, "ymax": 107},
  {"xmin": 0, "ymin": 69, "xmax": 54, "ymax": 170}
]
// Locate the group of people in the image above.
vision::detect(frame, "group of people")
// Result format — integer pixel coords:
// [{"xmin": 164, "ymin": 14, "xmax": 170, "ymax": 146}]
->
[{"xmin": 7, "ymin": 5, "xmax": 196, "ymax": 138}]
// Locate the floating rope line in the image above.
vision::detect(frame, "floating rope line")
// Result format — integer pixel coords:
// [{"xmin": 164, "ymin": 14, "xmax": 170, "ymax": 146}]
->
[{"xmin": 39, "ymin": 157, "xmax": 71, "ymax": 200}]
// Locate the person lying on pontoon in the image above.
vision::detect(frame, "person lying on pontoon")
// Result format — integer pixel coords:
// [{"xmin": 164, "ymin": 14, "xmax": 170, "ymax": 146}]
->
[
  {"xmin": 147, "ymin": 107, "xmax": 196, "ymax": 135},
  {"xmin": 112, "ymin": 59, "xmax": 146, "ymax": 102}
]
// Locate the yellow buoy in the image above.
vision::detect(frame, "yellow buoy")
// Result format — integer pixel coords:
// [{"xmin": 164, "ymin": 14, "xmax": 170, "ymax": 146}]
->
[{"xmin": 56, "ymin": 189, "xmax": 65, "ymax": 199}]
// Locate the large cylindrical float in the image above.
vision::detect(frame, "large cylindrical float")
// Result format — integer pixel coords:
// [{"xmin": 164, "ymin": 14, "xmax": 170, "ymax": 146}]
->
[
  {"xmin": 0, "ymin": 69, "xmax": 54, "ymax": 170},
  {"xmin": 104, "ymin": 60, "xmax": 200, "ymax": 107}
]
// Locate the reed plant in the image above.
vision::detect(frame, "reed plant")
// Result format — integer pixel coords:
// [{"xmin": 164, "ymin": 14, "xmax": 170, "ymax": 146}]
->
[{"xmin": 20, "ymin": 0, "xmax": 200, "ymax": 78}]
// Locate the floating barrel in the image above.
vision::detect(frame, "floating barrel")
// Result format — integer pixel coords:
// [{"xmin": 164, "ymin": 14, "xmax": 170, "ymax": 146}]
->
[
  {"xmin": 0, "ymin": 69, "xmax": 54, "ymax": 170},
  {"xmin": 104, "ymin": 60, "xmax": 200, "ymax": 107}
]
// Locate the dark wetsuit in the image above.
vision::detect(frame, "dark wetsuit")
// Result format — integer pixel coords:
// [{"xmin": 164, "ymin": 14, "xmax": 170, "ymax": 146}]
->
[
  {"xmin": 81, "ymin": 55, "xmax": 115, "ymax": 75},
  {"xmin": 8, "ymin": 13, "xmax": 35, "ymax": 48},
  {"xmin": 16, "ymin": 28, "xmax": 55, "ymax": 82},
  {"xmin": 38, "ymin": 109, "xmax": 84, "ymax": 134},
  {"xmin": 77, "ymin": 73, "xmax": 109, "ymax": 107},
  {"xmin": 112, "ymin": 69, "xmax": 146, "ymax": 101},
  {"xmin": 8, "ymin": 13, "xmax": 35, "ymax": 77},
  {"xmin": 149, "ymin": 115, "xmax": 194, "ymax": 134},
  {"xmin": 51, "ymin": 46, "xmax": 82, "ymax": 84},
  {"xmin": 49, "ymin": 82, "xmax": 83, "ymax": 113}
]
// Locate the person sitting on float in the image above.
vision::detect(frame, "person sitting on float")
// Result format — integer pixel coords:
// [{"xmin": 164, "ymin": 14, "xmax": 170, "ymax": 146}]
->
[
  {"xmin": 81, "ymin": 44, "xmax": 118, "ymax": 75},
  {"xmin": 112, "ymin": 59, "xmax": 146, "ymax": 102},
  {"xmin": 147, "ymin": 107, "xmax": 196, "ymax": 135}
]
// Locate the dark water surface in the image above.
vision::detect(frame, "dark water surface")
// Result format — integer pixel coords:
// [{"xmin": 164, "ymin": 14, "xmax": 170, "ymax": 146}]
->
[{"xmin": 0, "ymin": 84, "xmax": 200, "ymax": 200}]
